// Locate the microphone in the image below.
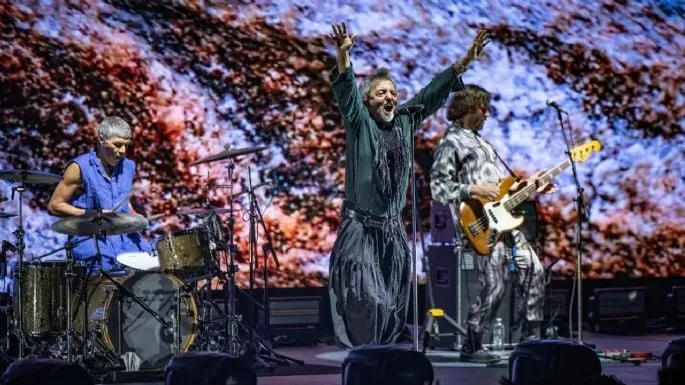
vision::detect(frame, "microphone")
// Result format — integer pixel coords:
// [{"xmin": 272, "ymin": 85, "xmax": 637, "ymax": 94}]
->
[
  {"xmin": 546, "ymin": 99, "xmax": 566, "ymax": 112},
  {"xmin": 396, "ymin": 104, "xmax": 424, "ymax": 115}
]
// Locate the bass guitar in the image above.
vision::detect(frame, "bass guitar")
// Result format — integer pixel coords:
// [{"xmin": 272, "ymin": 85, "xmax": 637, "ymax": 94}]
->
[{"xmin": 459, "ymin": 139, "xmax": 602, "ymax": 255}]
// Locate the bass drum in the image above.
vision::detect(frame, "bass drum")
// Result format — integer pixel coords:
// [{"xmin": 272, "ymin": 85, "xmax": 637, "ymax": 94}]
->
[{"xmin": 74, "ymin": 272, "xmax": 198, "ymax": 370}]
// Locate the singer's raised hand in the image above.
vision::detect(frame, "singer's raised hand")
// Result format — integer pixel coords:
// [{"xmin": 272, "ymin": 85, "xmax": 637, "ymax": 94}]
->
[
  {"xmin": 455, "ymin": 29, "xmax": 490, "ymax": 73},
  {"xmin": 326, "ymin": 22, "xmax": 357, "ymax": 73},
  {"xmin": 327, "ymin": 22, "xmax": 357, "ymax": 53}
]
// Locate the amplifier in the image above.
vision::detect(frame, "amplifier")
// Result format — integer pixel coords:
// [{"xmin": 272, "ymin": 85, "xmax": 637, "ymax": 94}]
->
[
  {"xmin": 588, "ymin": 287, "xmax": 646, "ymax": 333},
  {"xmin": 268, "ymin": 296, "xmax": 323, "ymax": 346}
]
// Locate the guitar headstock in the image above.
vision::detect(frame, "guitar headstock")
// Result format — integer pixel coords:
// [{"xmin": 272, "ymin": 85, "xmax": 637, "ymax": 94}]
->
[{"xmin": 570, "ymin": 139, "xmax": 602, "ymax": 163}]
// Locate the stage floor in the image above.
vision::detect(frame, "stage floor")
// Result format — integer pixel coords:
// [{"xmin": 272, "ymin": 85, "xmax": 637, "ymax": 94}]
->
[{"xmin": 103, "ymin": 331, "xmax": 681, "ymax": 385}]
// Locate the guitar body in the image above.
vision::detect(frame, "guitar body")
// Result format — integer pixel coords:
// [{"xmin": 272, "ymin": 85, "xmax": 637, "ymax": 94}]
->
[
  {"xmin": 458, "ymin": 176, "xmax": 525, "ymax": 256},
  {"xmin": 456, "ymin": 138, "xmax": 602, "ymax": 256}
]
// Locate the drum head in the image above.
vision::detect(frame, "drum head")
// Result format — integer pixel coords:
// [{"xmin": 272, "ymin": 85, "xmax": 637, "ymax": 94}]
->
[
  {"xmin": 116, "ymin": 252, "xmax": 160, "ymax": 271},
  {"xmin": 104, "ymin": 272, "xmax": 197, "ymax": 370}
]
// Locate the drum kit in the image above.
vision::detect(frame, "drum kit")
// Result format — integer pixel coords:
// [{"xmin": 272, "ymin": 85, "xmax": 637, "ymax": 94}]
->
[{"xmin": 0, "ymin": 145, "xmax": 300, "ymax": 376}]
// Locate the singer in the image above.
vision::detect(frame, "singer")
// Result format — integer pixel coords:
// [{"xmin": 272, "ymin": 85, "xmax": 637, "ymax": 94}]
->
[
  {"xmin": 430, "ymin": 85, "xmax": 554, "ymax": 362},
  {"xmin": 47, "ymin": 116, "xmax": 151, "ymax": 270},
  {"xmin": 326, "ymin": 22, "xmax": 489, "ymax": 348}
]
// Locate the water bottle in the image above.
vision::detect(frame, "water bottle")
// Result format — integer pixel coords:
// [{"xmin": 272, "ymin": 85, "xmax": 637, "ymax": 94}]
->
[{"xmin": 493, "ymin": 318, "xmax": 505, "ymax": 351}]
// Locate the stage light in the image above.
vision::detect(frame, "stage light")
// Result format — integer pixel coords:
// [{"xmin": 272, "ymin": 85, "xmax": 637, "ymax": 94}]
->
[
  {"xmin": 508, "ymin": 339, "xmax": 601, "ymax": 385},
  {"xmin": 164, "ymin": 352, "xmax": 256, "ymax": 385},
  {"xmin": 0, "ymin": 358, "xmax": 94, "ymax": 385},
  {"xmin": 342, "ymin": 345, "xmax": 434, "ymax": 385}
]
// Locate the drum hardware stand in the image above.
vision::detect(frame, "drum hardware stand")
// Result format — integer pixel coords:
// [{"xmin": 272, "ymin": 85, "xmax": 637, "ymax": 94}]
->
[
  {"xmin": 64, "ymin": 240, "xmax": 77, "ymax": 362},
  {"xmin": 244, "ymin": 171, "xmax": 302, "ymax": 368},
  {"xmin": 219, "ymin": 158, "xmax": 242, "ymax": 356},
  {"xmin": 10, "ymin": 177, "xmax": 29, "ymax": 358}
]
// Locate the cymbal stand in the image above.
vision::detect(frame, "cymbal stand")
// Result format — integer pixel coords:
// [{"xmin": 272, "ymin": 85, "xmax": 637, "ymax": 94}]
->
[
  {"xmin": 245, "ymin": 170, "xmax": 302, "ymax": 367},
  {"xmin": 10, "ymin": 178, "xmax": 28, "ymax": 358},
  {"xmin": 222, "ymin": 159, "xmax": 242, "ymax": 355},
  {"xmin": 64, "ymin": 241, "xmax": 77, "ymax": 362}
]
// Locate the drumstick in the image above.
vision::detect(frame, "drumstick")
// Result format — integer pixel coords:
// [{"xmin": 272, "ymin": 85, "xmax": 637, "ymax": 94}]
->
[{"xmin": 111, "ymin": 192, "xmax": 133, "ymax": 212}]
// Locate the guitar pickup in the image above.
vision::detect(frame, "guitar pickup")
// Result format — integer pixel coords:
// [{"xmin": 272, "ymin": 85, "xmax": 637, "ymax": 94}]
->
[{"xmin": 487, "ymin": 209, "xmax": 498, "ymax": 224}]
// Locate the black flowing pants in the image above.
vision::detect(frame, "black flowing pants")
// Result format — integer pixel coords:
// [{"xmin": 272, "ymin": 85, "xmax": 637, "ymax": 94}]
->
[{"xmin": 328, "ymin": 208, "xmax": 411, "ymax": 349}]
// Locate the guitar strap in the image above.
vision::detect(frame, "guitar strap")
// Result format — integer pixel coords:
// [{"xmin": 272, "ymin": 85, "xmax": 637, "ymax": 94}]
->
[{"xmin": 473, "ymin": 131, "xmax": 520, "ymax": 180}]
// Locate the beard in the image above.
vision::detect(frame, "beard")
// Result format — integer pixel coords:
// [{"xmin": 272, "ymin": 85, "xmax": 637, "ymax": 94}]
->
[{"xmin": 370, "ymin": 103, "xmax": 395, "ymax": 125}]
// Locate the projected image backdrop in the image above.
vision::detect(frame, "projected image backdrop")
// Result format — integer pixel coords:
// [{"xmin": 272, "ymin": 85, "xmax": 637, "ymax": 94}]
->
[{"xmin": 1, "ymin": 1, "xmax": 683, "ymax": 287}]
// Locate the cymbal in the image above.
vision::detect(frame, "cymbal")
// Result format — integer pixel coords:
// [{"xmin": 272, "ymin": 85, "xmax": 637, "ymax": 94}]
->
[
  {"xmin": 52, "ymin": 212, "xmax": 149, "ymax": 236},
  {"xmin": 189, "ymin": 146, "xmax": 266, "ymax": 166},
  {"xmin": 0, "ymin": 169, "xmax": 62, "ymax": 184},
  {"xmin": 0, "ymin": 212, "xmax": 17, "ymax": 219},
  {"xmin": 176, "ymin": 207, "xmax": 238, "ymax": 216}
]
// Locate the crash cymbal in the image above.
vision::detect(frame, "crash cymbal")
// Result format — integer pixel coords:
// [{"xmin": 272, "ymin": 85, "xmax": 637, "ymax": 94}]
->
[
  {"xmin": 52, "ymin": 212, "xmax": 149, "ymax": 236},
  {"xmin": 0, "ymin": 212, "xmax": 17, "ymax": 219},
  {"xmin": 189, "ymin": 146, "xmax": 266, "ymax": 166},
  {"xmin": 0, "ymin": 169, "xmax": 62, "ymax": 184},
  {"xmin": 176, "ymin": 207, "xmax": 238, "ymax": 216}
]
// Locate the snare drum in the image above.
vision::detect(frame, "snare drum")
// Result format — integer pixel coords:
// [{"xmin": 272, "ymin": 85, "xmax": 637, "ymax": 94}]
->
[
  {"xmin": 13, "ymin": 261, "xmax": 85, "ymax": 336},
  {"xmin": 155, "ymin": 228, "xmax": 213, "ymax": 279},
  {"xmin": 74, "ymin": 272, "xmax": 198, "ymax": 370}
]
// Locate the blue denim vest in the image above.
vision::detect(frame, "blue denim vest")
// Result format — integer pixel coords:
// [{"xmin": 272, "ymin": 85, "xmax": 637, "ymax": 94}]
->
[{"xmin": 67, "ymin": 149, "xmax": 150, "ymax": 269}]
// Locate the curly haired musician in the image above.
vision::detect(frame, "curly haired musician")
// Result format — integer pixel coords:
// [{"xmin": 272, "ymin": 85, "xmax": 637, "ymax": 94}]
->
[
  {"xmin": 430, "ymin": 86, "xmax": 552, "ymax": 362},
  {"xmin": 48, "ymin": 116, "xmax": 151, "ymax": 270},
  {"xmin": 326, "ymin": 22, "xmax": 489, "ymax": 348}
]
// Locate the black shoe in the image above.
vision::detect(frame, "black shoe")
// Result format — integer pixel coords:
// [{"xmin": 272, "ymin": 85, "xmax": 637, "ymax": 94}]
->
[
  {"xmin": 460, "ymin": 328, "xmax": 501, "ymax": 364},
  {"xmin": 460, "ymin": 349, "xmax": 501, "ymax": 364}
]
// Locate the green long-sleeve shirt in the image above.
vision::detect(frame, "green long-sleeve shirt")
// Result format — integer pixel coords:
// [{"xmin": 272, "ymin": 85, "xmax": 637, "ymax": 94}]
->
[{"xmin": 330, "ymin": 64, "xmax": 464, "ymax": 217}]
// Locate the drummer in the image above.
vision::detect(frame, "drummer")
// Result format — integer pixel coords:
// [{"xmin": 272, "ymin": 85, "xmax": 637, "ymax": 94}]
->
[{"xmin": 47, "ymin": 116, "xmax": 151, "ymax": 271}]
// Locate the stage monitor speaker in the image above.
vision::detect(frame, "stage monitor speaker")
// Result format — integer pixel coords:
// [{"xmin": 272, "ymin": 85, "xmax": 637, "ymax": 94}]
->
[
  {"xmin": 164, "ymin": 352, "xmax": 256, "ymax": 385},
  {"xmin": 508, "ymin": 339, "xmax": 601, "ymax": 385},
  {"xmin": 426, "ymin": 244, "xmax": 519, "ymax": 350},
  {"xmin": 1, "ymin": 358, "xmax": 94, "ymax": 385},
  {"xmin": 342, "ymin": 345, "xmax": 433, "ymax": 385}
]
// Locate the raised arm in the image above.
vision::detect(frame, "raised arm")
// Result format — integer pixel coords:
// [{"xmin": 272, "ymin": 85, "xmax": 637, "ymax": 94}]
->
[
  {"xmin": 327, "ymin": 22, "xmax": 367, "ymax": 131},
  {"xmin": 403, "ymin": 29, "xmax": 490, "ymax": 123},
  {"xmin": 48, "ymin": 162, "xmax": 87, "ymax": 217}
]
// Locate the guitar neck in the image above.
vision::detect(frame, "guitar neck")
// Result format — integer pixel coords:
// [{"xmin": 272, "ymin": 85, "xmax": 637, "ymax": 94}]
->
[{"xmin": 504, "ymin": 159, "xmax": 571, "ymax": 210}]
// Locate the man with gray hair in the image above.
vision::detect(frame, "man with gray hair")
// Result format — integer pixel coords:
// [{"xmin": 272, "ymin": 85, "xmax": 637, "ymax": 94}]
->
[
  {"xmin": 48, "ymin": 116, "xmax": 151, "ymax": 270},
  {"xmin": 326, "ymin": 22, "xmax": 489, "ymax": 348}
]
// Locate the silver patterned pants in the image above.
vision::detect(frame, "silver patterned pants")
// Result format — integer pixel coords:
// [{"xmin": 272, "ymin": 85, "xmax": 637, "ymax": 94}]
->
[{"xmin": 466, "ymin": 230, "xmax": 545, "ymax": 334}]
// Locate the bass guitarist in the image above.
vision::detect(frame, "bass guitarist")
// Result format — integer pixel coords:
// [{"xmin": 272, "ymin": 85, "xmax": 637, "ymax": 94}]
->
[{"xmin": 430, "ymin": 85, "xmax": 554, "ymax": 363}]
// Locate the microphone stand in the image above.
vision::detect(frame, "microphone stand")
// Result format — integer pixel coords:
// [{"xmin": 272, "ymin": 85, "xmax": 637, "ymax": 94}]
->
[
  {"xmin": 404, "ymin": 106, "xmax": 424, "ymax": 352},
  {"xmin": 553, "ymin": 105, "xmax": 586, "ymax": 344}
]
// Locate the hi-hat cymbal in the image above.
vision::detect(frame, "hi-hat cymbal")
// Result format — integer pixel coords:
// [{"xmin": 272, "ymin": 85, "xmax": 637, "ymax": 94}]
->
[
  {"xmin": 189, "ymin": 146, "xmax": 266, "ymax": 166},
  {"xmin": 52, "ymin": 212, "xmax": 149, "ymax": 236},
  {"xmin": 176, "ymin": 207, "xmax": 238, "ymax": 216},
  {"xmin": 0, "ymin": 169, "xmax": 62, "ymax": 184},
  {"xmin": 0, "ymin": 212, "xmax": 17, "ymax": 219}
]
